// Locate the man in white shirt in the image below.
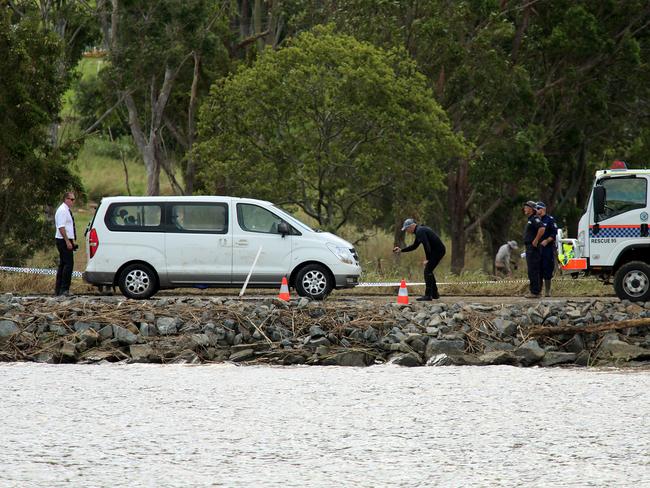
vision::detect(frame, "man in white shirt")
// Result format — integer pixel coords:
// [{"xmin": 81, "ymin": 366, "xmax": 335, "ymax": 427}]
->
[
  {"xmin": 54, "ymin": 192, "xmax": 77, "ymax": 296},
  {"xmin": 494, "ymin": 240, "xmax": 519, "ymax": 277}
]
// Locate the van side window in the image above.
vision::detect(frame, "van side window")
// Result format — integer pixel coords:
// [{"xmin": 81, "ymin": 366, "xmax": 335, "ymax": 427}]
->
[
  {"xmin": 169, "ymin": 203, "xmax": 228, "ymax": 233},
  {"xmin": 237, "ymin": 203, "xmax": 285, "ymax": 234},
  {"xmin": 597, "ymin": 177, "xmax": 647, "ymax": 221},
  {"xmin": 106, "ymin": 204, "xmax": 162, "ymax": 231}
]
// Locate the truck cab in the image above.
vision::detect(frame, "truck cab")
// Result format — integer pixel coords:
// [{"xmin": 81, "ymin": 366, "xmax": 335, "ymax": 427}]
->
[{"xmin": 558, "ymin": 161, "xmax": 650, "ymax": 301}]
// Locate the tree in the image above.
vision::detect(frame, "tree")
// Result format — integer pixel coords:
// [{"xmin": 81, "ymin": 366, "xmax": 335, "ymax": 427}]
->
[
  {"xmin": 96, "ymin": 0, "xmax": 232, "ymax": 195},
  {"xmin": 195, "ymin": 27, "xmax": 466, "ymax": 233},
  {"xmin": 0, "ymin": 11, "xmax": 81, "ymax": 264}
]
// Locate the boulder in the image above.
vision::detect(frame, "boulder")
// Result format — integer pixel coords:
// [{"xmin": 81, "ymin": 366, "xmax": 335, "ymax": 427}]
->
[
  {"xmin": 130, "ymin": 344, "xmax": 155, "ymax": 362},
  {"xmin": 541, "ymin": 352, "xmax": 577, "ymax": 367},
  {"xmin": 388, "ymin": 353, "xmax": 422, "ymax": 367},
  {"xmin": 98, "ymin": 325, "xmax": 113, "ymax": 340},
  {"xmin": 156, "ymin": 317, "xmax": 179, "ymax": 335},
  {"xmin": 139, "ymin": 322, "xmax": 157, "ymax": 337},
  {"xmin": 322, "ymin": 351, "xmax": 372, "ymax": 367},
  {"xmin": 425, "ymin": 339, "xmax": 465, "ymax": 359},
  {"xmin": 73, "ymin": 321, "xmax": 101, "ymax": 333},
  {"xmin": 59, "ymin": 341, "xmax": 77, "ymax": 359},
  {"xmin": 515, "ymin": 340, "xmax": 546, "ymax": 366},
  {"xmin": 229, "ymin": 348, "xmax": 256, "ymax": 362},
  {"xmin": 493, "ymin": 318, "xmax": 517, "ymax": 337},
  {"xmin": 0, "ymin": 319, "xmax": 19, "ymax": 339},
  {"xmin": 112, "ymin": 325, "xmax": 139, "ymax": 345},
  {"xmin": 478, "ymin": 350, "xmax": 517, "ymax": 366},
  {"xmin": 598, "ymin": 340, "xmax": 650, "ymax": 362}
]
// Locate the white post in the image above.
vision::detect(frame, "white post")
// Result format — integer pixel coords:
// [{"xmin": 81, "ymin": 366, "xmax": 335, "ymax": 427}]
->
[{"xmin": 239, "ymin": 246, "xmax": 263, "ymax": 297}]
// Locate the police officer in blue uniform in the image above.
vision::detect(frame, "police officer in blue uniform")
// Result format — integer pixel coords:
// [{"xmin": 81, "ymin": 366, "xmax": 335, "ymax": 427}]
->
[
  {"xmin": 522, "ymin": 201, "xmax": 545, "ymax": 298},
  {"xmin": 536, "ymin": 201, "xmax": 558, "ymax": 297}
]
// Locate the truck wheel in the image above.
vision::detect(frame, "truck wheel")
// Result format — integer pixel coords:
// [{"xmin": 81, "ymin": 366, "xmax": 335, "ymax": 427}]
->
[
  {"xmin": 118, "ymin": 263, "xmax": 158, "ymax": 299},
  {"xmin": 614, "ymin": 261, "xmax": 650, "ymax": 302},
  {"xmin": 295, "ymin": 264, "xmax": 333, "ymax": 300}
]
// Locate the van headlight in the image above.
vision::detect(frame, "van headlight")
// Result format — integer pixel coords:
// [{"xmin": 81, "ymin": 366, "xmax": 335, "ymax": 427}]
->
[{"xmin": 327, "ymin": 243, "xmax": 355, "ymax": 264}]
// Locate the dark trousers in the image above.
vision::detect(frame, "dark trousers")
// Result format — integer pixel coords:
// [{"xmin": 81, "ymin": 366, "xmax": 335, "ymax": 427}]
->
[
  {"xmin": 424, "ymin": 251, "xmax": 445, "ymax": 298},
  {"xmin": 525, "ymin": 245, "xmax": 542, "ymax": 294},
  {"xmin": 55, "ymin": 239, "xmax": 74, "ymax": 295},
  {"xmin": 540, "ymin": 244, "xmax": 555, "ymax": 280}
]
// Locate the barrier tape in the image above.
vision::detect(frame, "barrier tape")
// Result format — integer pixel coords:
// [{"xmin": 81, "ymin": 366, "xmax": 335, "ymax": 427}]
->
[
  {"xmin": 0, "ymin": 266, "xmax": 82, "ymax": 279},
  {"xmin": 0, "ymin": 265, "xmax": 588, "ymax": 287}
]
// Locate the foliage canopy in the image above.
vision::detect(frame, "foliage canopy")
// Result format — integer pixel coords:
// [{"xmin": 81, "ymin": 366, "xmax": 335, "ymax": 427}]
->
[{"xmin": 195, "ymin": 27, "xmax": 466, "ymax": 232}]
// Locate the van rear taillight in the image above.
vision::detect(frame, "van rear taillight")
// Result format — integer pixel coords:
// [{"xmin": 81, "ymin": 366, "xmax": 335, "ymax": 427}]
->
[{"xmin": 89, "ymin": 228, "xmax": 99, "ymax": 258}]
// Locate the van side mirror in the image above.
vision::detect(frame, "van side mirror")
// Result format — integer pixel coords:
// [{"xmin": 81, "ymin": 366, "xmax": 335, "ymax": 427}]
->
[
  {"xmin": 593, "ymin": 185, "xmax": 606, "ymax": 220},
  {"xmin": 277, "ymin": 222, "xmax": 290, "ymax": 236}
]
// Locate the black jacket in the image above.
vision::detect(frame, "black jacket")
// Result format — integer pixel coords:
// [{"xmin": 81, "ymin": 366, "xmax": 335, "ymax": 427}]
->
[{"xmin": 401, "ymin": 225, "xmax": 446, "ymax": 260}]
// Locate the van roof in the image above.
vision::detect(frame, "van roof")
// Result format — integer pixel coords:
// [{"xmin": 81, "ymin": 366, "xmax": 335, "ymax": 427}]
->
[
  {"xmin": 596, "ymin": 168, "xmax": 650, "ymax": 178},
  {"xmin": 98, "ymin": 195, "xmax": 274, "ymax": 205}
]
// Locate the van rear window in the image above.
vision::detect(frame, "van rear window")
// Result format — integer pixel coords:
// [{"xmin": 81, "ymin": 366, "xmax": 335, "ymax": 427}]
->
[{"xmin": 106, "ymin": 204, "xmax": 163, "ymax": 231}]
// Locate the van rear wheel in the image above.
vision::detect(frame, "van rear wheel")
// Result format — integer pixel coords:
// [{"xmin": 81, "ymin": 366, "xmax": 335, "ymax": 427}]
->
[
  {"xmin": 118, "ymin": 263, "xmax": 158, "ymax": 299},
  {"xmin": 295, "ymin": 264, "xmax": 332, "ymax": 300},
  {"xmin": 614, "ymin": 261, "xmax": 650, "ymax": 302}
]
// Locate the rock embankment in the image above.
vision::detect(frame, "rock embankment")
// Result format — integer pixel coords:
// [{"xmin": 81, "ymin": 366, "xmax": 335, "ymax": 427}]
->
[{"xmin": 1, "ymin": 293, "xmax": 649, "ymax": 367}]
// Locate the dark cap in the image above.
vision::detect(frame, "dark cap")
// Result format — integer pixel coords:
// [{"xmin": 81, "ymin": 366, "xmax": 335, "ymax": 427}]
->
[
  {"xmin": 523, "ymin": 201, "xmax": 537, "ymax": 210},
  {"xmin": 401, "ymin": 218, "xmax": 416, "ymax": 231},
  {"xmin": 535, "ymin": 201, "xmax": 546, "ymax": 209}
]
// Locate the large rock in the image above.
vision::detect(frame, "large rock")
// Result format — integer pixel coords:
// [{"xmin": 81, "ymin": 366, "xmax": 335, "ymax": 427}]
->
[
  {"xmin": 478, "ymin": 350, "xmax": 517, "ymax": 366},
  {"xmin": 112, "ymin": 325, "xmax": 138, "ymax": 345},
  {"xmin": 156, "ymin": 317, "xmax": 179, "ymax": 335},
  {"xmin": 493, "ymin": 318, "xmax": 517, "ymax": 337},
  {"xmin": 322, "ymin": 351, "xmax": 372, "ymax": 367},
  {"xmin": 388, "ymin": 353, "xmax": 422, "ymax": 367},
  {"xmin": 515, "ymin": 340, "xmax": 546, "ymax": 366},
  {"xmin": 598, "ymin": 340, "xmax": 650, "ymax": 362},
  {"xmin": 130, "ymin": 344, "xmax": 155, "ymax": 362},
  {"xmin": 425, "ymin": 339, "xmax": 465, "ymax": 359},
  {"xmin": 59, "ymin": 341, "xmax": 77, "ymax": 359},
  {"xmin": 541, "ymin": 352, "xmax": 577, "ymax": 367},
  {"xmin": 73, "ymin": 321, "xmax": 101, "ymax": 333},
  {"xmin": 0, "ymin": 319, "xmax": 18, "ymax": 339},
  {"xmin": 98, "ymin": 325, "xmax": 113, "ymax": 340},
  {"xmin": 229, "ymin": 349, "xmax": 256, "ymax": 362}
]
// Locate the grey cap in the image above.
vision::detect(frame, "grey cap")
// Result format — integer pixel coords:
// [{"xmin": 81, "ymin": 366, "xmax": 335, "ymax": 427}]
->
[
  {"xmin": 401, "ymin": 218, "xmax": 416, "ymax": 231},
  {"xmin": 508, "ymin": 240, "xmax": 518, "ymax": 249}
]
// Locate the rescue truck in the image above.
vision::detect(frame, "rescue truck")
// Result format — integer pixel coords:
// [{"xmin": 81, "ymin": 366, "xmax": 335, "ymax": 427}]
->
[{"xmin": 557, "ymin": 160, "xmax": 650, "ymax": 301}]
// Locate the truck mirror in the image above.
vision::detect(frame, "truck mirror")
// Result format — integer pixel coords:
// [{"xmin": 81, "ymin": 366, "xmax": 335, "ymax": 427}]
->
[
  {"xmin": 277, "ymin": 222, "xmax": 290, "ymax": 236},
  {"xmin": 593, "ymin": 185, "xmax": 606, "ymax": 219}
]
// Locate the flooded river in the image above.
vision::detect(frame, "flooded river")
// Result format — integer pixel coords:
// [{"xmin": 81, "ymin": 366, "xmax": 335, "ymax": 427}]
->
[{"xmin": 1, "ymin": 364, "xmax": 648, "ymax": 487}]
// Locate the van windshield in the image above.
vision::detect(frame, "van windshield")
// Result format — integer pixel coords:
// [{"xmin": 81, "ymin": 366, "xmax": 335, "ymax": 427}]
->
[{"xmin": 272, "ymin": 206, "xmax": 314, "ymax": 233}]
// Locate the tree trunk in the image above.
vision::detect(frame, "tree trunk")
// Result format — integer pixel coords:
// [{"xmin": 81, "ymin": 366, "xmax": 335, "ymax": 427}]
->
[
  {"xmin": 183, "ymin": 51, "xmax": 200, "ymax": 195},
  {"xmin": 447, "ymin": 159, "xmax": 469, "ymax": 274}
]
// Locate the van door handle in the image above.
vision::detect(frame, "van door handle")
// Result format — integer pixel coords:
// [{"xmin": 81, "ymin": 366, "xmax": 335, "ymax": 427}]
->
[{"xmin": 236, "ymin": 239, "xmax": 249, "ymax": 247}]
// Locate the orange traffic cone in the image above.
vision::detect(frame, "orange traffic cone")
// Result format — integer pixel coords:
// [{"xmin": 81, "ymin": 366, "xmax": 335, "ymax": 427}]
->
[
  {"xmin": 397, "ymin": 279, "xmax": 409, "ymax": 304},
  {"xmin": 278, "ymin": 276, "xmax": 291, "ymax": 301}
]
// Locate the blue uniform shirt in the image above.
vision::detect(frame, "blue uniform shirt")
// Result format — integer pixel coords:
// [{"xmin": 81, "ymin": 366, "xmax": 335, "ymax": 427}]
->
[{"xmin": 540, "ymin": 214, "xmax": 557, "ymax": 241}]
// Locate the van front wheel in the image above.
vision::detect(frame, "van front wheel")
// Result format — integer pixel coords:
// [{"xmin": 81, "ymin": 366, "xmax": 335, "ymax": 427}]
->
[
  {"xmin": 118, "ymin": 263, "xmax": 158, "ymax": 300},
  {"xmin": 614, "ymin": 261, "xmax": 650, "ymax": 302},
  {"xmin": 295, "ymin": 264, "xmax": 333, "ymax": 300}
]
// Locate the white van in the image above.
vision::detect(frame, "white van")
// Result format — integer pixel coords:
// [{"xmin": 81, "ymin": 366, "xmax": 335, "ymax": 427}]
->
[{"xmin": 83, "ymin": 196, "xmax": 361, "ymax": 300}]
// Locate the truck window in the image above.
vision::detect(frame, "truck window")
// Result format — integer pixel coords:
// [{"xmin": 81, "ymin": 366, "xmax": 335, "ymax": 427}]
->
[
  {"xmin": 597, "ymin": 177, "xmax": 647, "ymax": 221},
  {"xmin": 106, "ymin": 204, "xmax": 162, "ymax": 230},
  {"xmin": 169, "ymin": 203, "xmax": 228, "ymax": 233}
]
